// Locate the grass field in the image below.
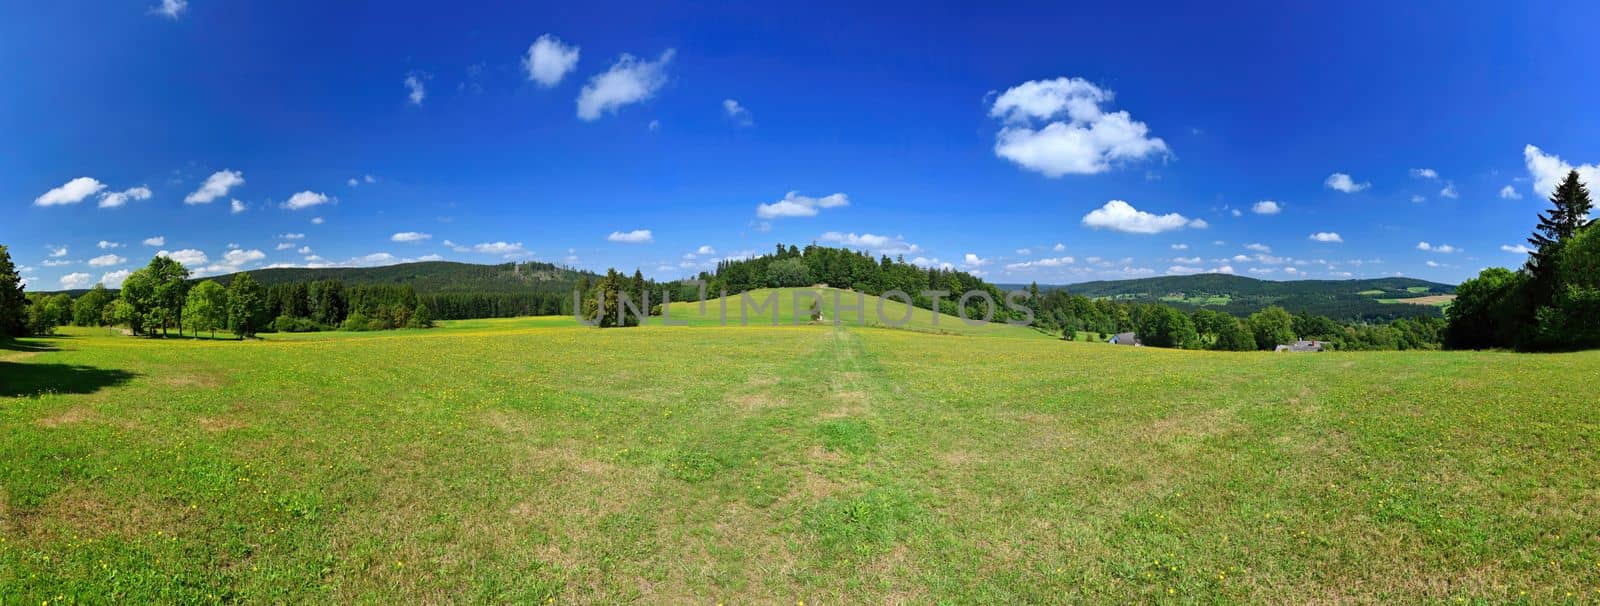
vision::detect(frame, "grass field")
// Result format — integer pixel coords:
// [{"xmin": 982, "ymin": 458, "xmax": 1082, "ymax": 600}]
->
[
  {"xmin": 1378, "ymin": 294, "xmax": 1457, "ymax": 307},
  {"xmin": 1158, "ymin": 294, "xmax": 1232, "ymax": 307},
  {"xmin": 3, "ymin": 313, "xmax": 1599, "ymax": 603}
]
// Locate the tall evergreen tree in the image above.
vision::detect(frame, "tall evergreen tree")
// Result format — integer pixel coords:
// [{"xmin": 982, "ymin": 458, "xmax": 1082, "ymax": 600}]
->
[
  {"xmin": 0, "ymin": 245, "xmax": 27, "ymax": 338},
  {"xmin": 1527, "ymin": 171, "xmax": 1594, "ymax": 289}
]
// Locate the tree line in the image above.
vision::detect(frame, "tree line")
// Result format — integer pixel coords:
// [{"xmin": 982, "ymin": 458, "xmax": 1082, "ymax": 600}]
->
[
  {"xmin": 1446, "ymin": 170, "xmax": 1597, "ymax": 351},
  {"xmin": 0, "ymin": 252, "xmax": 435, "ymax": 340}
]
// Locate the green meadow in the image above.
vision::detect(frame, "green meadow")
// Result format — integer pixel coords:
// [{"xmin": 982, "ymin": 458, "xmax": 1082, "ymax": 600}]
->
[{"xmin": 3, "ymin": 307, "xmax": 1599, "ymax": 603}]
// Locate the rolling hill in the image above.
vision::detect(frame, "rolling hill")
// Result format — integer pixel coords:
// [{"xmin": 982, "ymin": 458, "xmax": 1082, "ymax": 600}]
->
[{"xmin": 1003, "ymin": 273, "xmax": 1457, "ymax": 321}]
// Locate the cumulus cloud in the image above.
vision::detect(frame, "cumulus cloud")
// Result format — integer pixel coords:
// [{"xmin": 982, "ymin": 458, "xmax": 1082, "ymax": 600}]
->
[
  {"xmin": 1004, "ymin": 256, "xmax": 1076, "ymax": 271},
  {"xmin": 1251, "ymin": 200, "xmax": 1282, "ymax": 215},
  {"xmin": 696, "ymin": 245, "xmax": 715, "ymax": 255},
  {"xmin": 1524, "ymin": 144, "xmax": 1600, "ymax": 199},
  {"xmin": 1501, "ymin": 244, "xmax": 1533, "ymax": 254},
  {"xmin": 157, "ymin": 249, "xmax": 208, "ymax": 268},
  {"xmin": 98, "ymin": 186, "xmax": 152, "ymax": 208},
  {"xmin": 275, "ymin": 242, "xmax": 295, "ymax": 251},
  {"xmin": 230, "ymin": 199, "xmax": 247, "ymax": 214},
  {"xmin": 755, "ymin": 191, "xmax": 849, "ymax": 219},
  {"xmin": 444, "ymin": 240, "xmax": 529, "ymax": 258},
  {"xmin": 576, "ymin": 49, "xmax": 674, "ymax": 121},
  {"xmin": 185, "ymin": 170, "xmax": 244, "ymax": 204},
  {"xmin": 282, "ymin": 191, "xmax": 331, "ymax": 210},
  {"xmin": 404, "ymin": 72, "xmax": 428, "ymax": 105},
  {"xmin": 48, "ymin": 246, "xmax": 68, "ymax": 258},
  {"xmin": 34, "ymin": 177, "xmax": 106, "ymax": 206},
  {"xmin": 391, "ymin": 231, "xmax": 432, "ymax": 243},
  {"xmin": 1308, "ymin": 232, "xmax": 1344, "ymax": 243},
  {"xmin": 607, "ymin": 229, "xmax": 654, "ymax": 244},
  {"xmin": 1410, "ymin": 168, "xmax": 1438, "ymax": 179},
  {"xmin": 98, "ymin": 240, "xmax": 122, "ymax": 249},
  {"xmin": 1080, "ymin": 200, "xmax": 1204, "ymax": 234},
  {"xmin": 1245, "ymin": 243, "xmax": 1271, "ymax": 253},
  {"xmin": 988, "ymin": 77, "xmax": 1168, "ymax": 177},
  {"xmin": 150, "ymin": 0, "xmax": 185, "ymax": 18},
  {"xmin": 1173, "ymin": 256, "xmax": 1202, "ymax": 264},
  {"xmin": 99, "ymin": 269, "xmax": 132, "ymax": 288},
  {"xmin": 278, "ymin": 232, "xmax": 305, "ymax": 240},
  {"xmin": 819, "ymin": 232, "xmax": 921, "ymax": 255},
  {"xmin": 962, "ymin": 253, "xmax": 990, "ymax": 268},
  {"xmin": 311, "ymin": 217, "xmax": 324, "ymax": 225},
  {"xmin": 1053, "ymin": 243, "xmax": 1066, "ymax": 252},
  {"xmin": 1499, "ymin": 185, "xmax": 1522, "ymax": 200},
  {"xmin": 523, "ymin": 34, "xmax": 581, "ymax": 87},
  {"xmin": 1439, "ymin": 182, "xmax": 1459, "ymax": 199},
  {"xmin": 143, "ymin": 236, "xmax": 165, "ymax": 246},
  {"xmin": 1416, "ymin": 242, "xmax": 1460, "ymax": 253},
  {"xmin": 59, "ymin": 272, "xmax": 92, "ymax": 289},
  {"xmin": 723, "ymin": 99, "xmax": 753, "ymax": 126},
  {"xmin": 1324, "ymin": 173, "xmax": 1369, "ymax": 193},
  {"xmin": 88, "ymin": 254, "xmax": 125, "ymax": 267}
]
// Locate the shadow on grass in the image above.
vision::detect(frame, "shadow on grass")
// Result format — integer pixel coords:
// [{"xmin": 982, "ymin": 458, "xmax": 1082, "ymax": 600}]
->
[
  {"xmin": 0, "ymin": 339, "xmax": 61, "ymax": 353},
  {"xmin": 0, "ymin": 362, "xmax": 137, "ymax": 397}
]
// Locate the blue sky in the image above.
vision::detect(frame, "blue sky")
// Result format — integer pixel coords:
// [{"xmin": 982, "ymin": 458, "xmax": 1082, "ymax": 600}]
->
[{"xmin": 6, "ymin": 0, "xmax": 1600, "ymax": 290}]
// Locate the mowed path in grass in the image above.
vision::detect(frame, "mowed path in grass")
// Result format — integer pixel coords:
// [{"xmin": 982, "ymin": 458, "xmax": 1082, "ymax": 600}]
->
[{"xmin": 1, "ymin": 315, "xmax": 1599, "ymax": 603}]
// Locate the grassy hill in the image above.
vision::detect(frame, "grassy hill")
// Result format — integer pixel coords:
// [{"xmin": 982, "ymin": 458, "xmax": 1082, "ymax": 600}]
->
[
  {"xmin": 3, "ymin": 319, "xmax": 1595, "ymax": 602},
  {"xmin": 1008, "ymin": 273, "xmax": 1457, "ymax": 320},
  {"xmin": 660, "ymin": 287, "xmax": 1053, "ymax": 339}
]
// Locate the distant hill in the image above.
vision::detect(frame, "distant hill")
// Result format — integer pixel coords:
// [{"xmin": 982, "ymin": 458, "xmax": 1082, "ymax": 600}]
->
[
  {"xmin": 36, "ymin": 261, "xmax": 601, "ymax": 297},
  {"xmin": 1001, "ymin": 273, "xmax": 1456, "ymax": 321}
]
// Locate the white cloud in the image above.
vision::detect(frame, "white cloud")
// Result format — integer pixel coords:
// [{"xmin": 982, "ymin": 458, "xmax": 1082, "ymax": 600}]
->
[
  {"xmin": 282, "ymin": 191, "xmax": 331, "ymax": 210},
  {"xmin": 819, "ymin": 232, "xmax": 921, "ymax": 255},
  {"xmin": 1324, "ymin": 173, "xmax": 1369, "ymax": 193},
  {"xmin": 607, "ymin": 229, "xmax": 654, "ymax": 244},
  {"xmin": 963, "ymin": 253, "xmax": 990, "ymax": 267},
  {"xmin": 523, "ymin": 34, "xmax": 581, "ymax": 87},
  {"xmin": 59, "ymin": 272, "xmax": 92, "ymax": 289},
  {"xmin": 1214, "ymin": 265, "xmax": 1236, "ymax": 274},
  {"xmin": 297, "ymin": 246, "xmax": 312, "ymax": 255},
  {"xmin": 1003, "ymin": 257, "xmax": 1078, "ymax": 271},
  {"xmin": 391, "ymin": 231, "xmax": 432, "ymax": 243},
  {"xmin": 696, "ymin": 245, "xmax": 715, "ymax": 255},
  {"xmin": 1173, "ymin": 256, "xmax": 1202, "ymax": 264},
  {"xmin": 1015, "ymin": 248, "xmax": 1032, "ymax": 256},
  {"xmin": 1245, "ymin": 243, "xmax": 1271, "ymax": 253},
  {"xmin": 48, "ymin": 246, "xmax": 68, "ymax": 258},
  {"xmin": 149, "ymin": 0, "xmax": 185, "ymax": 18},
  {"xmin": 99, "ymin": 269, "xmax": 131, "ymax": 288},
  {"xmin": 988, "ymin": 77, "xmax": 1168, "ymax": 177},
  {"xmin": 157, "ymin": 249, "xmax": 208, "ymax": 268},
  {"xmin": 1439, "ymin": 182, "xmax": 1458, "ymax": 199},
  {"xmin": 311, "ymin": 217, "xmax": 324, "ymax": 225},
  {"xmin": 88, "ymin": 254, "xmax": 125, "ymax": 267},
  {"xmin": 34, "ymin": 177, "xmax": 106, "ymax": 206},
  {"xmin": 1251, "ymin": 200, "xmax": 1282, "ymax": 215},
  {"xmin": 1409, "ymin": 168, "xmax": 1438, "ymax": 179},
  {"xmin": 98, "ymin": 240, "xmax": 122, "ymax": 249},
  {"xmin": 1170, "ymin": 243, "xmax": 1188, "ymax": 250},
  {"xmin": 275, "ymin": 242, "xmax": 295, "ymax": 251},
  {"xmin": 1167, "ymin": 265, "xmax": 1204, "ymax": 275},
  {"xmin": 42, "ymin": 259, "xmax": 75, "ymax": 267},
  {"xmin": 1080, "ymin": 200, "xmax": 1204, "ymax": 234},
  {"xmin": 446, "ymin": 240, "xmax": 529, "ymax": 258},
  {"xmin": 364, "ymin": 174, "xmax": 376, "ymax": 184},
  {"xmin": 143, "ymin": 236, "xmax": 165, "ymax": 246},
  {"xmin": 98, "ymin": 185, "xmax": 152, "ymax": 208},
  {"xmin": 230, "ymin": 199, "xmax": 247, "ymax": 214},
  {"xmin": 404, "ymin": 72, "xmax": 428, "ymax": 105},
  {"xmin": 185, "ymin": 170, "xmax": 244, "ymax": 204},
  {"xmin": 347, "ymin": 178, "xmax": 358, "ymax": 187},
  {"xmin": 1052, "ymin": 243, "xmax": 1066, "ymax": 252},
  {"xmin": 1308, "ymin": 232, "xmax": 1344, "ymax": 243},
  {"xmin": 1499, "ymin": 185, "xmax": 1522, "ymax": 200},
  {"xmin": 278, "ymin": 232, "xmax": 305, "ymax": 240},
  {"xmin": 1524, "ymin": 144, "xmax": 1600, "ymax": 199},
  {"xmin": 1501, "ymin": 244, "xmax": 1533, "ymax": 254},
  {"xmin": 576, "ymin": 49, "xmax": 674, "ymax": 121},
  {"xmin": 1411, "ymin": 195, "xmax": 1426, "ymax": 203},
  {"xmin": 755, "ymin": 191, "xmax": 850, "ymax": 219},
  {"xmin": 910, "ymin": 257, "xmax": 954, "ymax": 270},
  {"xmin": 1425, "ymin": 260, "xmax": 1441, "ymax": 268},
  {"xmin": 1416, "ymin": 241, "xmax": 1459, "ymax": 253},
  {"xmin": 723, "ymin": 99, "xmax": 753, "ymax": 126}
]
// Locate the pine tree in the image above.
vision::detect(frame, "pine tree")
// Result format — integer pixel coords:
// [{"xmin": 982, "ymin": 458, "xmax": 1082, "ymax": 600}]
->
[
  {"xmin": 1527, "ymin": 170, "xmax": 1595, "ymax": 309},
  {"xmin": 0, "ymin": 245, "xmax": 27, "ymax": 338}
]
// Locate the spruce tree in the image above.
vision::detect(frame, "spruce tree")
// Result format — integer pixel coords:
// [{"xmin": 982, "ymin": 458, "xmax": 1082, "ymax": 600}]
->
[
  {"xmin": 0, "ymin": 245, "xmax": 27, "ymax": 338},
  {"xmin": 1527, "ymin": 170, "xmax": 1595, "ymax": 309}
]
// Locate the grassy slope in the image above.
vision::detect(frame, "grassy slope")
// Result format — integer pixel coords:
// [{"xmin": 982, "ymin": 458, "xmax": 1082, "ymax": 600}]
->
[
  {"xmin": 661, "ymin": 287, "xmax": 1053, "ymax": 339},
  {"xmin": 2, "ymin": 322, "xmax": 1598, "ymax": 603}
]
